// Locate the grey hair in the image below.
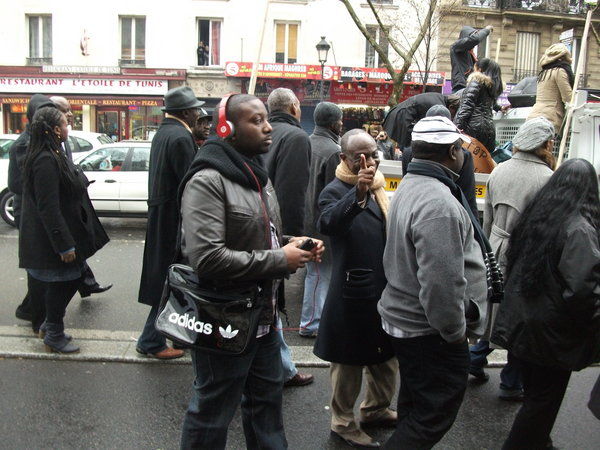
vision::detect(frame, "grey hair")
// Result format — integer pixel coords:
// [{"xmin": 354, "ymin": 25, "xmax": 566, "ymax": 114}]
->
[
  {"xmin": 340, "ymin": 128, "xmax": 370, "ymax": 155},
  {"xmin": 267, "ymin": 88, "xmax": 298, "ymax": 113}
]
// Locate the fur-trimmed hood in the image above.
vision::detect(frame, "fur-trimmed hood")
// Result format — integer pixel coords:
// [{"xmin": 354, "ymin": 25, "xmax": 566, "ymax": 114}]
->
[{"xmin": 466, "ymin": 71, "xmax": 493, "ymax": 88}]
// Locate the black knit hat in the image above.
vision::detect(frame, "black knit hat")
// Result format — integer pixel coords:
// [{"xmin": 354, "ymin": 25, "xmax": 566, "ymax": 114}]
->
[{"xmin": 314, "ymin": 102, "xmax": 342, "ymax": 127}]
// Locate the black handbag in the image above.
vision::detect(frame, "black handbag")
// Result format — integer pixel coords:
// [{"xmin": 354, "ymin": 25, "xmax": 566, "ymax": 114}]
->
[{"xmin": 155, "ymin": 264, "xmax": 264, "ymax": 355}]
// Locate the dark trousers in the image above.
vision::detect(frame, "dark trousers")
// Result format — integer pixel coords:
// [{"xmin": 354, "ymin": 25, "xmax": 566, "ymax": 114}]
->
[
  {"xmin": 181, "ymin": 329, "xmax": 287, "ymax": 450},
  {"xmin": 18, "ymin": 274, "xmax": 47, "ymax": 330},
  {"xmin": 502, "ymin": 357, "xmax": 571, "ymax": 450},
  {"xmin": 44, "ymin": 278, "xmax": 80, "ymax": 325},
  {"xmin": 470, "ymin": 340, "xmax": 523, "ymax": 390},
  {"xmin": 137, "ymin": 304, "xmax": 167, "ymax": 354},
  {"xmin": 384, "ymin": 334, "xmax": 470, "ymax": 450},
  {"xmin": 17, "ymin": 263, "xmax": 99, "ymax": 319}
]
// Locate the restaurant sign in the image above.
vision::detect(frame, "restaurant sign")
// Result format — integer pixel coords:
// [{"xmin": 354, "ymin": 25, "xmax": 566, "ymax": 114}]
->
[{"xmin": 0, "ymin": 77, "xmax": 168, "ymax": 95}]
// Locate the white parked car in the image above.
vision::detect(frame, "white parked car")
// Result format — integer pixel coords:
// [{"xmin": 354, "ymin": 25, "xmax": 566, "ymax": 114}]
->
[
  {"xmin": 0, "ymin": 131, "xmax": 113, "ymax": 226},
  {"xmin": 77, "ymin": 142, "xmax": 151, "ymax": 217}
]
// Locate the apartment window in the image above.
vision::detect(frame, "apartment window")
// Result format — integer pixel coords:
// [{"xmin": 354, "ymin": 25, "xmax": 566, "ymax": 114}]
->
[
  {"xmin": 514, "ymin": 31, "xmax": 540, "ymax": 82},
  {"xmin": 275, "ymin": 22, "xmax": 298, "ymax": 64},
  {"xmin": 365, "ymin": 25, "xmax": 389, "ymax": 68},
  {"xmin": 27, "ymin": 15, "xmax": 52, "ymax": 64},
  {"xmin": 197, "ymin": 19, "xmax": 222, "ymax": 66},
  {"xmin": 120, "ymin": 16, "xmax": 146, "ymax": 65}
]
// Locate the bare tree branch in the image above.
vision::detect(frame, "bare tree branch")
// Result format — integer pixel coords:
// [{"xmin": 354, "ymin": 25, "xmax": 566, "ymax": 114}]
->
[
  {"xmin": 339, "ymin": 0, "xmax": 398, "ymax": 81},
  {"xmin": 366, "ymin": 0, "xmax": 408, "ymax": 60}
]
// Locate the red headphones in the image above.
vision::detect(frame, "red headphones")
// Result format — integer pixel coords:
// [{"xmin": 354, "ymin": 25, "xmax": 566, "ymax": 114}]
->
[{"xmin": 216, "ymin": 94, "xmax": 235, "ymax": 138}]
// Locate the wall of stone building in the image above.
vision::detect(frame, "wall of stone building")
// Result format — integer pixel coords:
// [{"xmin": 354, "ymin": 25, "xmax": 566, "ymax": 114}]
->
[{"xmin": 436, "ymin": 8, "xmax": 600, "ymax": 88}]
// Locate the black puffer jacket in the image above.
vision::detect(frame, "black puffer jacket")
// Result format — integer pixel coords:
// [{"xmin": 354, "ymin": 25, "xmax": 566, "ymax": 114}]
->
[
  {"xmin": 491, "ymin": 215, "xmax": 600, "ymax": 371},
  {"xmin": 454, "ymin": 72, "xmax": 497, "ymax": 152}
]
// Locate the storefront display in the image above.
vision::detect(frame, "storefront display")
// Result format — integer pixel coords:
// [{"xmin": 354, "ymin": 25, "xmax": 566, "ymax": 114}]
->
[{"xmin": 0, "ymin": 65, "xmax": 185, "ymax": 139}]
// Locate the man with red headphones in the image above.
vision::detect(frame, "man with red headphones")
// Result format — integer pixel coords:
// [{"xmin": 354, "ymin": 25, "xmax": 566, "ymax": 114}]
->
[{"xmin": 178, "ymin": 93, "xmax": 324, "ymax": 449}]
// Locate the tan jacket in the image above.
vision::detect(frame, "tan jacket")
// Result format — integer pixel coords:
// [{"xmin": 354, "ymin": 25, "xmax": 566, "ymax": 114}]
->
[{"xmin": 528, "ymin": 67, "xmax": 572, "ymax": 130}]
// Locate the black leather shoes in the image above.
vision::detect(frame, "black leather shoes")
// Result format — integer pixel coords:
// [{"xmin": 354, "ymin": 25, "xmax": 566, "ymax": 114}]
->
[{"xmin": 79, "ymin": 283, "xmax": 113, "ymax": 298}]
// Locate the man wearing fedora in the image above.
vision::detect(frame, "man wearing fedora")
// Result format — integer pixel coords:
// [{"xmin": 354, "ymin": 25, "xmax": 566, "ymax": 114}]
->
[{"xmin": 137, "ymin": 86, "xmax": 203, "ymax": 359}]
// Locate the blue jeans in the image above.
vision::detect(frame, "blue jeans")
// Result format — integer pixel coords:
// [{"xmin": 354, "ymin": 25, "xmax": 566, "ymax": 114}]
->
[
  {"xmin": 470, "ymin": 340, "xmax": 523, "ymax": 390},
  {"xmin": 276, "ymin": 316, "xmax": 297, "ymax": 381},
  {"xmin": 137, "ymin": 304, "xmax": 167, "ymax": 354},
  {"xmin": 181, "ymin": 329, "xmax": 287, "ymax": 450},
  {"xmin": 299, "ymin": 261, "xmax": 331, "ymax": 336}
]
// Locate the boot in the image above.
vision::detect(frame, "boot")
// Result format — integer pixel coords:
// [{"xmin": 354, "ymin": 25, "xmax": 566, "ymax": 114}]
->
[
  {"xmin": 43, "ymin": 322, "xmax": 79, "ymax": 354},
  {"xmin": 38, "ymin": 321, "xmax": 72, "ymax": 341}
]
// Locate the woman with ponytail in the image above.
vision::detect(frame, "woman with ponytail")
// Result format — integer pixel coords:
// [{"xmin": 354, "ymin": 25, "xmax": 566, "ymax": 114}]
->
[
  {"xmin": 19, "ymin": 106, "xmax": 109, "ymax": 354},
  {"xmin": 454, "ymin": 57, "xmax": 504, "ymax": 153}
]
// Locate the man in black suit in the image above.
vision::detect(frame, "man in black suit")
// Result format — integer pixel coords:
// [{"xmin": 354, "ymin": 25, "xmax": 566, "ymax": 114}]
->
[{"xmin": 136, "ymin": 86, "xmax": 202, "ymax": 360}]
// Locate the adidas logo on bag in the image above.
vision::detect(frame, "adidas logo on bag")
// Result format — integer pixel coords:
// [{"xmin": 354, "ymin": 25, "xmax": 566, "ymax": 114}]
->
[
  {"xmin": 168, "ymin": 313, "xmax": 213, "ymax": 335},
  {"xmin": 219, "ymin": 325, "xmax": 239, "ymax": 339}
]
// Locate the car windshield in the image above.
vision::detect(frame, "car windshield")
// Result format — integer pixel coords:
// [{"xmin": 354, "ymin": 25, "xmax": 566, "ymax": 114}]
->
[
  {"xmin": 0, "ymin": 139, "xmax": 15, "ymax": 159},
  {"xmin": 98, "ymin": 135, "xmax": 114, "ymax": 144}
]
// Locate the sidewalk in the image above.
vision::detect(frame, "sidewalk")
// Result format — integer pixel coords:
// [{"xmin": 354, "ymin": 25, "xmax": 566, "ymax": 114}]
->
[{"xmin": 0, "ymin": 325, "xmax": 513, "ymax": 366}]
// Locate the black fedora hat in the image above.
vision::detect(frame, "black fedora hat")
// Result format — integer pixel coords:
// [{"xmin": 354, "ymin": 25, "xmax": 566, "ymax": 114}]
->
[{"xmin": 162, "ymin": 86, "xmax": 205, "ymax": 111}]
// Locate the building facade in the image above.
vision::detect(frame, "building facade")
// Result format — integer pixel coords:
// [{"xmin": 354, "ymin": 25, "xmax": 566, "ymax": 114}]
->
[
  {"xmin": 0, "ymin": 0, "xmax": 447, "ymax": 137},
  {"xmin": 436, "ymin": 0, "xmax": 600, "ymax": 93}
]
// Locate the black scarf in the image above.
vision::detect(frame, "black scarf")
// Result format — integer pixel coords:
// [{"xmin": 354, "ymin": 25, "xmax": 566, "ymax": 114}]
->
[
  {"xmin": 178, "ymin": 137, "xmax": 269, "ymax": 202},
  {"xmin": 406, "ymin": 160, "xmax": 491, "ymax": 256},
  {"xmin": 540, "ymin": 60, "xmax": 575, "ymax": 87}
]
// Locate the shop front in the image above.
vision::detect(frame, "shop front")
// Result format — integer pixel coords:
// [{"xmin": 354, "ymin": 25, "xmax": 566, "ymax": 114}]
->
[
  {"xmin": 223, "ymin": 61, "xmax": 445, "ymax": 134},
  {"xmin": 0, "ymin": 66, "xmax": 186, "ymax": 140}
]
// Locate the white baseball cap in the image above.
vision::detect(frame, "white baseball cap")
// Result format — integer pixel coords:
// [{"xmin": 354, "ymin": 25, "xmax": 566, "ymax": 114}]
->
[{"xmin": 411, "ymin": 116, "xmax": 471, "ymax": 145}]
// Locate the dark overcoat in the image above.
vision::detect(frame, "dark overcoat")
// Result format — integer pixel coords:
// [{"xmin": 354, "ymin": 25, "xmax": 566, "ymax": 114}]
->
[
  {"xmin": 19, "ymin": 152, "xmax": 109, "ymax": 269},
  {"xmin": 138, "ymin": 118, "xmax": 197, "ymax": 306},
  {"xmin": 313, "ymin": 178, "xmax": 393, "ymax": 365}
]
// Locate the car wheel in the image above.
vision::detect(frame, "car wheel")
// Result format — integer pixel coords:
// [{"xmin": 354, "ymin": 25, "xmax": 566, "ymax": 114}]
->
[{"xmin": 0, "ymin": 190, "xmax": 16, "ymax": 227}]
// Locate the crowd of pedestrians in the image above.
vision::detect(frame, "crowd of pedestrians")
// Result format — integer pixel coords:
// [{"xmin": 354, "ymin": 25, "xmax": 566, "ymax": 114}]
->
[{"xmin": 7, "ymin": 23, "xmax": 600, "ymax": 450}]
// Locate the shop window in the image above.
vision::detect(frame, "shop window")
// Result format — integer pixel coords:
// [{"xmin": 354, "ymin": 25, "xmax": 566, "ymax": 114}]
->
[
  {"xmin": 365, "ymin": 25, "xmax": 388, "ymax": 68},
  {"xmin": 197, "ymin": 19, "xmax": 222, "ymax": 66},
  {"xmin": 120, "ymin": 16, "xmax": 146, "ymax": 66},
  {"xmin": 27, "ymin": 15, "xmax": 52, "ymax": 65},
  {"xmin": 275, "ymin": 22, "xmax": 298, "ymax": 64},
  {"xmin": 513, "ymin": 31, "xmax": 540, "ymax": 82},
  {"xmin": 7, "ymin": 104, "xmax": 27, "ymax": 134}
]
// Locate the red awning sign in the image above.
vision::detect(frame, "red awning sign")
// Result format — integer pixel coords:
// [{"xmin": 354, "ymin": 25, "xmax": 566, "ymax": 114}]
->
[{"xmin": 225, "ymin": 62, "xmax": 340, "ymax": 81}]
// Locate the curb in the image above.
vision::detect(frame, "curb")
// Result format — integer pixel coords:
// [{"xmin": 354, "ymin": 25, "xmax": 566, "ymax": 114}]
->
[{"xmin": 0, "ymin": 325, "xmax": 511, "ymax": 367}]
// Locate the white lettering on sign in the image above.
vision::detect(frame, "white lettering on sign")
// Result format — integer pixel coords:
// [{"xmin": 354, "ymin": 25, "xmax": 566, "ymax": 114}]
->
[{"xmin": 0, "ymin": 77, "xmax": 168, "ymax": 95}]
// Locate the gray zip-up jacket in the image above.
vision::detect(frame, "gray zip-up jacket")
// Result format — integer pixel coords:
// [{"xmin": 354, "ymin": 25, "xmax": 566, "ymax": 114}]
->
[{"xmin": 378, "ymin": 160, "xmax": 488, "ymax": 342}]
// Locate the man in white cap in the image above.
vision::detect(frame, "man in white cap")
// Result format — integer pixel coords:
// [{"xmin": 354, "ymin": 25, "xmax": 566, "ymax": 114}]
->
[{"xmin": 378, "ymin": 116, "xmax": 488, "ymax": 449}]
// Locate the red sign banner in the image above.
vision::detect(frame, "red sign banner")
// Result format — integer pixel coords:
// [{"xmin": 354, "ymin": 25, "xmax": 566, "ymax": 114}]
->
[
  {"xmin": 339, "ymin": 67, "xmax": 445, "ymax": 86},
  {"xmin": 329, "ymin": 83, "xmax": 430, "ymax": 106},
  {"xmin": 225, "ymin": 62, "xmax": 340, "ymax": 81}
]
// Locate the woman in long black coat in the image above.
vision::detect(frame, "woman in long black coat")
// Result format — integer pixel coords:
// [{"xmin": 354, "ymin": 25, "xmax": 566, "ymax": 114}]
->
[
  {"xmin": 492, "ymin": 159, "xmax": 600, "ymax": 449},
  {"xmin": 19, "ymin": 106, "xmax": 109, "ymax": 353},
  {"xmin": 314, "ymin": 132, "xmax": 396, "ymax": 447}
]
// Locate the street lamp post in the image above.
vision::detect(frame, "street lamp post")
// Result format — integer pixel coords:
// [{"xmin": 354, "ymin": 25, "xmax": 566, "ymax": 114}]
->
[{"xmin": 316, "ymin": 36, "xmax": 331, "ymax": 102}]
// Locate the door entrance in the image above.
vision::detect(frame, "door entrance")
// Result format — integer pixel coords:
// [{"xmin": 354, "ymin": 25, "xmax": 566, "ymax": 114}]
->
[{"xmin": 97, "ymin": 109, "xmax": 127, "ymax": 142}]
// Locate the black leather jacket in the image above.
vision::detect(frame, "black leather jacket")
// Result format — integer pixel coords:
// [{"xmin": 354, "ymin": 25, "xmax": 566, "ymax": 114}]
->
[{"xmin": 180, "ymin": 168, "xmax": 290, "ymax": 325}]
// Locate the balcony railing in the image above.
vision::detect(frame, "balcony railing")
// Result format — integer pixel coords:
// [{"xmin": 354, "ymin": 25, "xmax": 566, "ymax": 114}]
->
[
  {"xmin": 27, "ymin": 57, "xmax": 52, "ymax": 66},
  {"xmin": 511, "ymin": 68, "xmax": 538, "ymax": 82},
  {"xmin": 119, "ymin": 58, "xmax": 145, "ymax": 67},
  {"xmin": 463, "ymin": 0, "xmax": 585, "ymax": 14}
]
